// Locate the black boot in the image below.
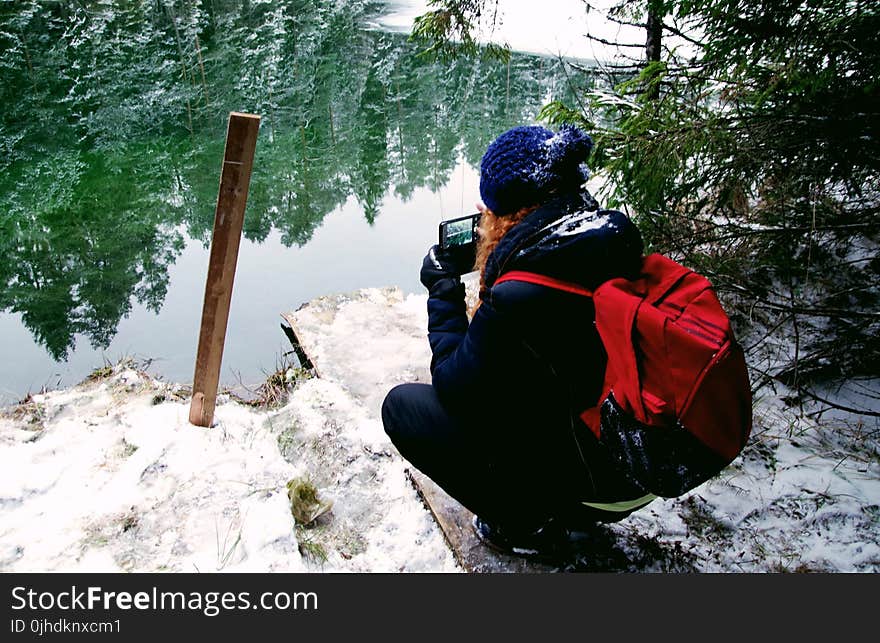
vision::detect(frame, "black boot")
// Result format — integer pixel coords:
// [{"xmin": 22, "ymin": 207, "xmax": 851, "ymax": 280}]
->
[{"xmin": 471, "ymin": 515, "xmax": 571, "ymax": 560}]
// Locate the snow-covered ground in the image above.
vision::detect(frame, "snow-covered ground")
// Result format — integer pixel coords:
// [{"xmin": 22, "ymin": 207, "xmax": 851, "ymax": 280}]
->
[
  {"xmin": 0, "ymin": 361, "xmax": 457, "ymax": 572},
  {"xmin": 4, "ymin": 284, "xmax": 875, "ymax": 572}
]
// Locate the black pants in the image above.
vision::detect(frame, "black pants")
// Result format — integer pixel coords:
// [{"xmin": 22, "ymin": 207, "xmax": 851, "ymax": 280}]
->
[{"xmin": 381, "ymin": 383, "xmax": 647, "ymax": 532}]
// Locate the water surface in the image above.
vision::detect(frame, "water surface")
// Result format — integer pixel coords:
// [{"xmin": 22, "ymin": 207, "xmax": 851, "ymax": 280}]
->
[{"xmin": 0, "ymin": 0, "xmax": 592, "ymax": 403}]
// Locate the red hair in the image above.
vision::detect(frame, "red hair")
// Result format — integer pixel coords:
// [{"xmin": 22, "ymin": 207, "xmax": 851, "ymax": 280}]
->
[{"xmin": 470, "ymin": 206, "xmax": 537, "ymax": 315}]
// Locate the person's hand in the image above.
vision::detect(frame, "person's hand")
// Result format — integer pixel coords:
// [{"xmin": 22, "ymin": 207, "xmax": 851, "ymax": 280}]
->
[{"xmin": 420, "ymin": 245, "xmax": 460, "ymax": 291}]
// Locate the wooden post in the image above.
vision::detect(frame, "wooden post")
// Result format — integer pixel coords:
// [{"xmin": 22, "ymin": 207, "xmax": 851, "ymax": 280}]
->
[{"xmin": 189, "ymin": 112, "xmax": 260, "ymax": 427}]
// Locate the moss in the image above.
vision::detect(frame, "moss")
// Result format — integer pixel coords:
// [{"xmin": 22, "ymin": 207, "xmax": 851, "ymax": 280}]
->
[{"xmin": 286, "ymin": 477, "xmax": 333, "ymax": 526}]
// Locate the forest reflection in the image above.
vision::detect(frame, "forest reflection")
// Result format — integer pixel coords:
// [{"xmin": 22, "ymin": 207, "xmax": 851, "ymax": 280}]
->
[{"xmin": 0, "ymin": 0, "xmax": 590, "ymax": 361}]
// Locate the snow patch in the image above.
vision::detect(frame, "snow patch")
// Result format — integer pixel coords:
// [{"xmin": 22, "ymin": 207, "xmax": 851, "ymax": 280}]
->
[
  {"xmin": 543, "ymin": 211, "xmax": 616, "ymax": 238},
  {"xmin": 0, "ymin": 364, "xmax": 458, "ymax": 572}
]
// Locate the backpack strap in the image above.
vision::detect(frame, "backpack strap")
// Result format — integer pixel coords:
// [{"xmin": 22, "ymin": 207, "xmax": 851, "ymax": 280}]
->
[
  {"xmin": 495, "ymin": 270, "xmax": 645, "ymax": 438},
  {"xmin": 494, "ymin": 270, "xmax": 594, "ymax": 298},
  {"xmin": 495, "ymin": 269, "xmax": 648, "ymax": 438}
]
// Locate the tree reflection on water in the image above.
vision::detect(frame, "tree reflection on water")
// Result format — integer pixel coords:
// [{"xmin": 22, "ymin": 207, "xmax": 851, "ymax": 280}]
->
[{"xmin": 0, "ymin": 0, "xmax": 590, "ymax": 362}]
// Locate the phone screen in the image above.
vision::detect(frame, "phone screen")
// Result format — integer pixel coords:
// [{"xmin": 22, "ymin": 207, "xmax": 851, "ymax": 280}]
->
[{"xmin": 439, "ymin": 213, "xmax": 480, "ymax": 250}]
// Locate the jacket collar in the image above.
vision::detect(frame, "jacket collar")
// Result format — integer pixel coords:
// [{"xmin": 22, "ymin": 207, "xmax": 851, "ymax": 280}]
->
[
  {"xmin": 484, "ymin": 191, "xmax": 598, "ymax": 287},
  {"xmin": 483, "ymin": 190, "xmax": 644, "ymax": 291}
]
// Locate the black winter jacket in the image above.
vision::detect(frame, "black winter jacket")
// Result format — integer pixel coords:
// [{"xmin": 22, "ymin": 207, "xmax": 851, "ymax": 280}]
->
[{"xmin": 426, "ymin": 191, "xmax": 644, "ymax": 440}]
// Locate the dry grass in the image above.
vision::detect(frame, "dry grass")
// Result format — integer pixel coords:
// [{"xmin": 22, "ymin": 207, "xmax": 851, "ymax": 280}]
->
[
  {"xmin": 2, "ymin": 394, "xmax": 47, "ymax": 431},
  {"xmin": 297, "ymin": 528, "xmax": 329, "ymax": 565},
  {"xmin": 227, "ymin": 352, "xmax": 314, "ymax": 410}
]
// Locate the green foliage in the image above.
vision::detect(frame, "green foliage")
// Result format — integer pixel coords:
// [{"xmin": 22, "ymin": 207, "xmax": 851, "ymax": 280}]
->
[
  {"xmin": 410, "ymin": 0, "xmax": 510, "ymax": 62},
  {"xmin": 542, "ymin": 0, "xmax": 880, "ymax": 392},
  {"xmin": 537, "ymin": 100, "xmax": 592, "ymax": 131}
]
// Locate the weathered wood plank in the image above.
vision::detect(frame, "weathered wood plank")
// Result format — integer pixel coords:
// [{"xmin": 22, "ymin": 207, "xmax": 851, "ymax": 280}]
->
[
  {"xmin": 190, "ymin": 112, "xmax": 260, "ymax": 427},
  {"xmin": 405, "ymin": 469, "xmax": 554, "ymax": 573}
]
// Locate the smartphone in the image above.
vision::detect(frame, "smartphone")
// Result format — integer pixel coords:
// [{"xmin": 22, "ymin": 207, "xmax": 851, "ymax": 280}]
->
[
  {"xmin": 439, "ymin": 212, "xmax": 480, "ymax": 251},
  {"xmin": 438, "ymin": 212, "xmax": 480, "ymax": 273}
]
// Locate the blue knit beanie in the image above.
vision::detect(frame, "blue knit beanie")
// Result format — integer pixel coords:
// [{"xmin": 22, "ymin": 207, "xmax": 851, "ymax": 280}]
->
[{"xmin": 479, "ymin": 125, "xmax": 593, "ymax": 216}]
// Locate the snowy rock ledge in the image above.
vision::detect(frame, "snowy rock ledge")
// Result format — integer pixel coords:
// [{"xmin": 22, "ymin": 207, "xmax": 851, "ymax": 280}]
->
[{"xmin": 0, "ymin": 360, "xmax": 458, "ymax": 572}]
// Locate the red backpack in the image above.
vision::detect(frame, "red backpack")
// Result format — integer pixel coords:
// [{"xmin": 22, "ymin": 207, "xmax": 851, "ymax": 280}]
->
[{"xmin": 496, "ymin": 253, "xmax": 752, "ymax": 497}]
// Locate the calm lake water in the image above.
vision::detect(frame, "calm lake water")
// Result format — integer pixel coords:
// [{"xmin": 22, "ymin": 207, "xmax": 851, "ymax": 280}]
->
[{"xmin": 0, "ymin": 0, "xmax": 592, "ymax": 403}]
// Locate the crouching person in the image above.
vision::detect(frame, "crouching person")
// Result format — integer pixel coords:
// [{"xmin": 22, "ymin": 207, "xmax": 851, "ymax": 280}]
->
[{"xmin": 382, "ymin": 125, "xmax": 751, "ymax": 560}]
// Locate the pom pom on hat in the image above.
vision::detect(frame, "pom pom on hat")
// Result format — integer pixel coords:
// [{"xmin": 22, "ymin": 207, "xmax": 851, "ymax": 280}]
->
[{"xmin": 479, "ymin": 125, "xmax": 593, "ymax": 216}]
